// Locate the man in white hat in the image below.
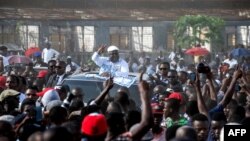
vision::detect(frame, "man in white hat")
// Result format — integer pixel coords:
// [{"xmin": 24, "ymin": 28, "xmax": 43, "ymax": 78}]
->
[
  {"xmin": 65, "ymin": 56, "xmax": 80, "ymax": 74},
  {"xmin": 91, "ymin": 45, "xmax": 129, "ymax": 77}
]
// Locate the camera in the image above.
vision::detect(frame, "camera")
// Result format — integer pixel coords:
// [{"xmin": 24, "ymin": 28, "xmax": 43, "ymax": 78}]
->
[{"xmin": 197, "ymin": 63, "xmax": 210, "ymax": 73}]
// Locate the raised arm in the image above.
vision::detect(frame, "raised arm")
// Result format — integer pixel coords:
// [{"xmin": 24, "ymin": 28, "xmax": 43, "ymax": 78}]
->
[
  {"xmin": 91, "ymin": 45, "xmax": 107, "ymax": 67},
  {"xmin": 194, "ymin": 72, "xmax": 209, "ymax": 118},
  {"xmin": 219, "ymin": 67, "xmax": 242, "ymax": 107},
  {"xmin": 206, "ymin": 72, "xmax": 217, "ymax": 102},
  {"xmin": 130, "ymin": 72, "xmax": 153, "ymax": 140},
  {"xmin": 92, "ymin": 77, "xmax": 113, "ymax": 105}
]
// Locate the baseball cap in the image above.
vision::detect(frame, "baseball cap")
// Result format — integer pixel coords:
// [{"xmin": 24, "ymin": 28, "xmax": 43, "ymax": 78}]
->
[
  {"xmin": 37, "ymin": 87, "xmax": 54, "ymax": 97},
  {"xmin": 81, "ymin": 113, "xmax": 107, "ymax": 136},
  {"xmin": 34, "ymin": 52, "xmax": 41, "ymax": 57},
  {"xmin": 107, "ymin": 45, "xmax": 119, "ymax": 52},
  {"xmin": 165, "ymin": 92, "xmax": 184, "ymax": 104},
  {"xmin": 0, "ymin": 76, "xmax": 6, "ymax": 89},
  {"xmin": 0, "ymin": 89, "xmax": 20, "ymax": 102},
  {"xmin": 37, "ymin": 70, "xmax": 48, "ymax": 78},
  {"xmin": 151, "ymin": 103, "xmax": 163, "ymax": 114}
]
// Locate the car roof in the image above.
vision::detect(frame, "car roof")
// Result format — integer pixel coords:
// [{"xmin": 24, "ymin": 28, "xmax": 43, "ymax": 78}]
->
[{"xmin": 65, "ymin": 71, "xmax": 149, "ymax": 84}]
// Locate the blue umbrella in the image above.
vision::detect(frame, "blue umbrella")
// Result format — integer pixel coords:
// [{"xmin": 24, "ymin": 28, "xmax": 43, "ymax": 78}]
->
[{"xmin": 230, "ymin": 48, "xmax": 250, "ymax": 58}]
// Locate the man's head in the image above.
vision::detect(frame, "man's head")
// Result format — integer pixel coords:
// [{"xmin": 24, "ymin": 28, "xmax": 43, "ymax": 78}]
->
[
  {"xmin": 211, "ymin": 112, "xmax": 227, "ymax": 140},
  {"xmin": 71, "ymin": 87, "xmax": 84, "ymax": 101},
  {"xmin": 0, "ymin": 46, "xmax": 8, "ymax": 56},
  {"xmin": 178, "ymin": 71, "xmax": 188, "ymax": 84},
  {"xmin": 45, "ymin": 42, "xmax": 51, "ymax": 49},
  {"xmin": 25, "ymin": 86, "xmax": 39, "ymax": 100},
  {"xmin": 54, "ymin": 85, "xmax": 70, "ymax": 101},
  {"xmin": 55, "ymin": 61, "xmax": 66, "ymax": 75},
  {"xmin": 228, "ymin": 53, "xmax": 233, "ymax": 60},
  {"xmin": 163, "ymin": 98, "xmax": 180, "ymax": 118},
  {"xmin": 66, "ymin": 56, "xmax": 72, "ymax": 64},
  {"xmin": 158, "ymin": 62, "xmax": 170, "ymax": 76},
  {"xmin": 192, "ymin": 114, "xmax": 209, "ymax": 141},
  {"xmin": 107, "ymin": 46, "xmax": 119, "ymax": 63},
  {"xmin": 175, "ymin": 126, "xmax": 198, "ymax": 141},
  {"xmin": 167, "ymin": 69, "xmax": 178, "ymax": 85},
  {"xmin": 5, "ymin": 75, "xmax": 19, "ymax": 90},
  {"xmin": 48, "ymin": 60, "xmax": 56, "ymax": 73},
  {"xmin": 81, "ymin": 113, "xmax": 107, "ymax": 140}
]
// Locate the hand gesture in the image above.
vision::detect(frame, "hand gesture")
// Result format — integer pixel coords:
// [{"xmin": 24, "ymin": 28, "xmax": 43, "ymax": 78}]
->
[
  {"xmin": 233, "ymin": 65, "xmax": 243, "ymax": 80},
  {"xmin": 138, "ymin": 72, "xmax": 150, "ymax": 94},
  {"xmin": 97, "ymin": 44, "xmax": 107, "ymax": 54},
  {"xmin": 194, "ymin": 71, "xmax": 201, "ymax": 88},
  {"xmin": 105, "ymin": 76, "xmax": 114, "ymax": 90}
]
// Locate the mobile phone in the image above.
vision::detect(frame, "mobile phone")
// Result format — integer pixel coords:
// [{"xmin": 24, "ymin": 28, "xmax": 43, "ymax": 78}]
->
[{"xmin": 188, "ymin": 73, "xmax": 196, "ymax": 81}]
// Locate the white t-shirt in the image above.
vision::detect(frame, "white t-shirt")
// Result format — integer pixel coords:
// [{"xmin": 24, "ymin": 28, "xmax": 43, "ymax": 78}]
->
[
  {"xmin": 0, "ymin": 55, "xmax": 9, "ymax": 67},
  {"xmin": 42, "ymin": 48, "xmax": 60, "ymax": 63},
  {"xmin": 91, "ymin": 52, "xmax": 129, "ymax": 77},
  {"xmin": 66, "ymin": 62, "xmax": 80, "ymax": 73}
]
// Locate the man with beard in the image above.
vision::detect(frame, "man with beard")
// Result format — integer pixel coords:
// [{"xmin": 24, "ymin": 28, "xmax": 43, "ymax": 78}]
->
[{"xmin": 91, "ymin": 45, "xmax": 129, "ymax": 77}]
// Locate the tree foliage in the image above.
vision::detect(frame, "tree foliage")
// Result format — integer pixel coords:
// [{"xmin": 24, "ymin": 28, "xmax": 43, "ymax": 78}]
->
[{"xmin": 174, "ymin": 15, "xmax": 225, "ymax": 49}]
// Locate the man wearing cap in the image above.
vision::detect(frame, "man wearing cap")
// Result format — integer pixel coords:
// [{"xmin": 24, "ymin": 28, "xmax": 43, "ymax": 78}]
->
[
  {"xmin": 91, "ymin": 45, "xmax": 129, "ymax": 77},
  {"xmin": 65, "ymin": 56, "xmax": 79, "ymax": 74}
]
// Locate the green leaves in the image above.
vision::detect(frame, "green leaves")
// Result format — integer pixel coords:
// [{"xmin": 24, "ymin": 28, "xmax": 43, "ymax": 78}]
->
[{"xmin": 174, "ymin": 15, "xmax": 225, "ymax": 49}]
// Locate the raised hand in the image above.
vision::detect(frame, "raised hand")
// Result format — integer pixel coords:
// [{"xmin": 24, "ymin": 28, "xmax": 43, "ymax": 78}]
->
[
  {"xmin": 105, "ymin": 76, "xmax": 114, "ymax": 90},
  {"xmin": 97, "ymin": 44, "xmax": 107, "ymax": 54},
  {"xmin": 194, "ymin": 71, "xmax": 200, "ymax": 88},
  {"xmin": 233, "ymin": 65, "xmax": 243, "ymax": 80},
  {"xmin": 138, "ymin": 72, "xmax": 150, "ymax": 94}
]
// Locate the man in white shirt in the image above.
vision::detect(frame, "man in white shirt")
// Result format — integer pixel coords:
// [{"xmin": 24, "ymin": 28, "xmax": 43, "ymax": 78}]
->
[
  {"xmin": 91, "ymin": 45, "xmax": 129, "ymax": 77},
  {"xmin": 42, "ymin": 42, "xmax": 60, "ymax": 63},
  {"xmin": 0, "ymin": 46, "xmax": 9, "ymax": 67},
  {"xmin": 65, "ymin": 56, "xmax": 80, "ymax": 74},
  {"xmin": 223, "ymin": 53, "xmax": 238, "ymax": 69}
]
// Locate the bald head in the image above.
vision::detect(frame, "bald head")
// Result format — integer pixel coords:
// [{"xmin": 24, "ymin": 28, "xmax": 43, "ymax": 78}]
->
[
  {"xmin": 153, "ymin": 85, "xmax": 166, "ymax": 94},
  {"xmin": 176, "ymin": 126, "xmax": 197, "ymax": 141}
]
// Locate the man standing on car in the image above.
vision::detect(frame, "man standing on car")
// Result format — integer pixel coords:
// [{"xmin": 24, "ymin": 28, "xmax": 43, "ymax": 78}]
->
[{"xmin": 91, "ymin": 45, "xmax": 129, "ymax": 77}]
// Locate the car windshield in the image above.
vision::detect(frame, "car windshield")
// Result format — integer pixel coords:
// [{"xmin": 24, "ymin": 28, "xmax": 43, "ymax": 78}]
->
[{"xmin": 62, "ymin": 79, "xmax": 141, "ymax": 105}]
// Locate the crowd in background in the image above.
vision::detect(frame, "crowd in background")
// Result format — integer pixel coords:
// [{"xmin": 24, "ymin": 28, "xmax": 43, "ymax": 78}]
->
[{"xmin": 0, "ymin": 42, "xmax": 250, "ymax": 141}]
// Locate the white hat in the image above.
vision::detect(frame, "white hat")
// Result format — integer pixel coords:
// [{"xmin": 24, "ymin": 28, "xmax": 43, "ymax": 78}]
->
[
  {"xmin": 107, "ymin": 45, "xmax": 119, "ymax": 52},
  {"xmin": 67, "ymin": 56, "xmax": 72, "ymax": 59}
]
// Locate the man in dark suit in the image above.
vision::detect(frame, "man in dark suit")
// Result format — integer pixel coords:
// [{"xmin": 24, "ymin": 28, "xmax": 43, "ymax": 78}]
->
[{"xmin": 46, "ymin": 61, "xmax": 69, "ymax": 87}]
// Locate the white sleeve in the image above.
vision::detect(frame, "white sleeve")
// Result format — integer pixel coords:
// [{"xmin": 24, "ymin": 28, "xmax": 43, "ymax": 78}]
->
[
  {"xmin": 42, "ymin": 49, "xmax": 45, "ymax": 59},
  {"xmin": 53, "ymin": 49, "xmax": 60, "ymax": 57},
  {"xmin": 121, "ymin": 60, "xmax": 129, "ymax": 73},
  {"xmin": 91, "ymin": 52, "xmax": 105, "ymax": 67}
]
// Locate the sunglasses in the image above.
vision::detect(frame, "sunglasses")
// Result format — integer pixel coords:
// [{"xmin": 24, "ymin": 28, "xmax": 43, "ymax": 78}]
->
[
  {"xmin": 167, "ymin": 76, "xmax": 176, "ymax": 78},
  {"xmin": 159, "ymin": 68, "xmax": 167, "ymax": 70},
  {"xmin": 55, "ymin": 66, "xmax": 63, "ymax": 69},
  {"xmin": 26, "ymin": 93, "xmax": 37, "ymax": 96},
  {"xmin": 49, "ymin": 65, "xmax": 55, "ymax": 68}
]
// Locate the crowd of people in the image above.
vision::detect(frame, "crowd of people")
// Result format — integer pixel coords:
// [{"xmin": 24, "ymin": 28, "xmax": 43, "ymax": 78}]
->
[{"xmin": 0, "ymin": 43, "xmax": 249, "ymax": 141}]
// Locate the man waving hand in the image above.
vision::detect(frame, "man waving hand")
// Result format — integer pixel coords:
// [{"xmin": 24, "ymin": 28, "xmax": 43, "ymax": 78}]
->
[{"xmin": 92, "ymin": 45, "xmax": 129, "ymax": 77}]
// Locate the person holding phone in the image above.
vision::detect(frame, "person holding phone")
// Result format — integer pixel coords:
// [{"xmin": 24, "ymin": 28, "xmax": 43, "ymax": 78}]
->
[{"xmin": 91, "ymin": 45, "xmax": 129, "ymax": 77}]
